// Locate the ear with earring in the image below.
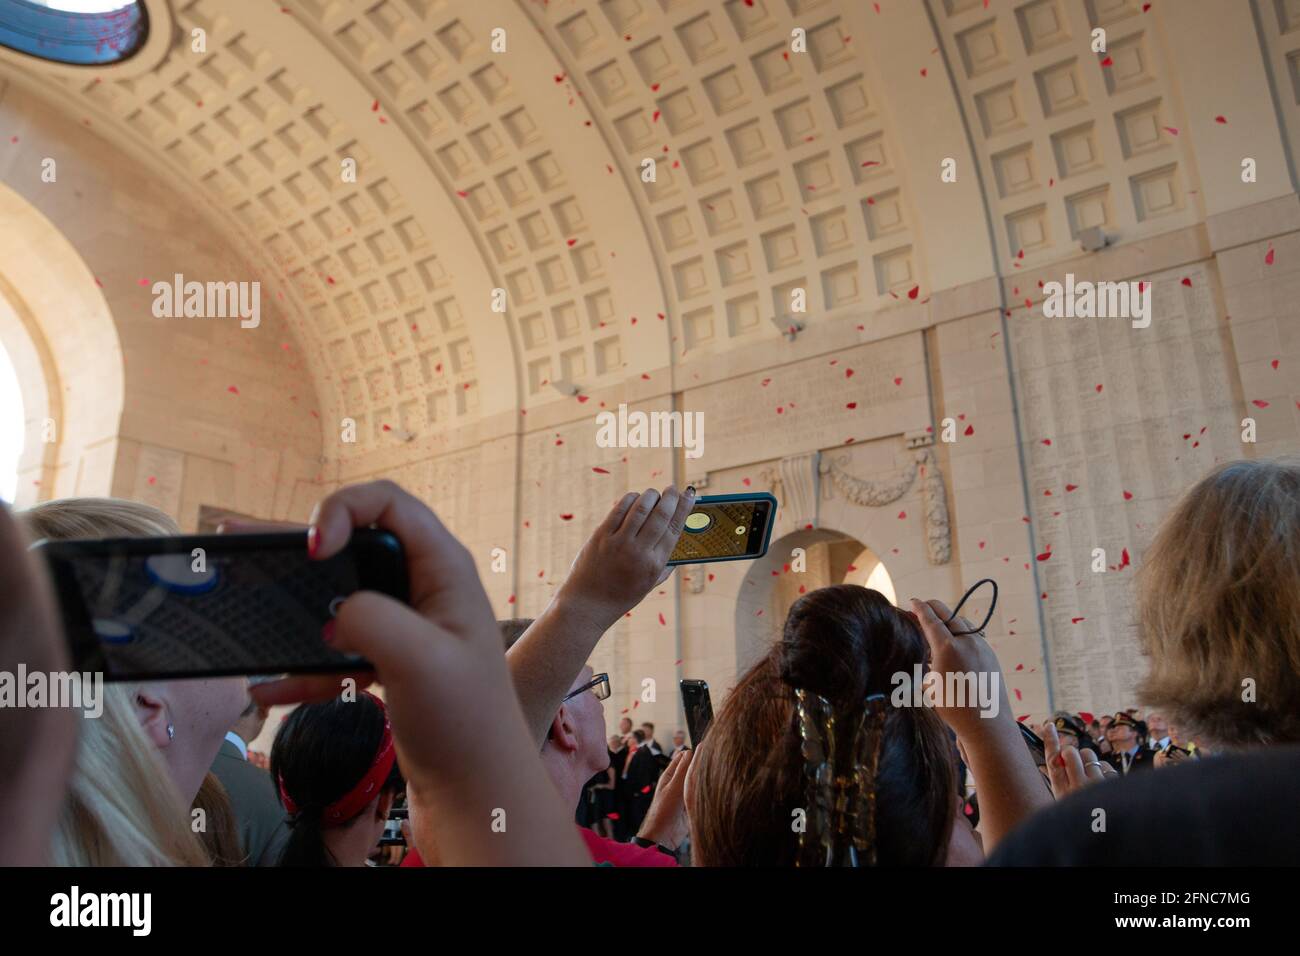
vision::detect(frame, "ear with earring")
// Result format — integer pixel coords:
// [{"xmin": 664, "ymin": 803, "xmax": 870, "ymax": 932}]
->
[{"xmin": 166, "ymin": 723, "xmax": 175, "ymax": 741}]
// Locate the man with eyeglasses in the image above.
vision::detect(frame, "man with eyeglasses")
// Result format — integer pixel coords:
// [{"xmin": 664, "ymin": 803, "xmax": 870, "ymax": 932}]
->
[
  {"xmin": 542, "ymin": 666, "xmax": 689, "ymax": 866},
  {"xmin": 399, "ymin": 663, "xmax": 690, "ymax": 868},
  {"xmin": 497, "ymin": 485, "xmax": 696, "ymax": 864}
]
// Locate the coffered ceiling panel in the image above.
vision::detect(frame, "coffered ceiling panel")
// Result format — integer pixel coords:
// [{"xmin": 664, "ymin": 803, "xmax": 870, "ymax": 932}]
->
[{"xmin": 524, "ymin": 0, "xmax": 928, "ymax": 355}]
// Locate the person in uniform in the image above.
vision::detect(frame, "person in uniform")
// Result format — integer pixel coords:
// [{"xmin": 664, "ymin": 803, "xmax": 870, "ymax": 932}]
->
[
  {"xmin": 1051, "ymin": 711, "xmax": 1099, "ymax": 756},
  {"xmin": 1103, "ymin": 712, "xmax": 1153, "ymax": 775}
]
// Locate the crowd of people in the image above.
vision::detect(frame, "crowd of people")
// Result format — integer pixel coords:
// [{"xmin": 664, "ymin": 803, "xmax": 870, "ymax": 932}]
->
[
  {"xmin": 0, "ymin": 455, "xmax": 1297, "ymax": 868},
  {"xmin": 1041, "ymin": 709, "xmax": 1204, "ymax": 775},
  {"xmin": 569, "ymin": 718, "xmax": 684, "ymax": 843}
]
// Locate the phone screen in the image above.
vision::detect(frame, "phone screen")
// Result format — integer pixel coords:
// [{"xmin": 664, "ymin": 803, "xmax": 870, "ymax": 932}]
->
[
  {"xmin": 38, "ymin": 530, "xmax": 407, "ymax": 681},
  {"xmin": 681, "ymin": 679, "xmax": 714, "ymax": 748},
  {"xmin": 668, "ymin": 494, "xmax": 776, "ymax": 565}
]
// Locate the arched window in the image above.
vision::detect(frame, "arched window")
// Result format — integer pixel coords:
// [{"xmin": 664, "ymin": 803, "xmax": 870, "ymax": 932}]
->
[{"xmin": 0, "ymin": 0, "xmax": 147, "ymax": 67}]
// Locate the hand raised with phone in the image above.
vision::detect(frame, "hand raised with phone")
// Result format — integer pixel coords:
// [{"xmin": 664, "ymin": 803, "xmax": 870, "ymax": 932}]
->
[
  {"xmin": 252, "ymin": 480, "xmax": 586, "ymax": 867},
  {"xmin": 554, "ymin": 486, "xmax": 696, "ymax": 631},
  {"xmin": 636, "ymin": 747, "xmax": 693, "ymax": 851},
  {"xmin": 507, "ymin": 486, "xmax": 695, "ymax": 747}
]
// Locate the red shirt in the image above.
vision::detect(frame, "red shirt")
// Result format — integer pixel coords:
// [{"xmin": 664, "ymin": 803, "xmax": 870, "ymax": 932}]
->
[
  {"xmin": 400, "ymin": 846, "xmax": 424, "ymax": 867},
  {"xmin": 399, "ymin": 826, "xmax": 677, "ymax": 867},
  {"xmin": 579, "ymin": 827, "xmax": 677, "ymax": 867}
]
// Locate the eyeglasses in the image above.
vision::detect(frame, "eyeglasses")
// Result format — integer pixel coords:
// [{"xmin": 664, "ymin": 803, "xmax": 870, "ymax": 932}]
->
[{"xmin": 563, "ymin": 673, "xmax": 611, "ymax": 702}]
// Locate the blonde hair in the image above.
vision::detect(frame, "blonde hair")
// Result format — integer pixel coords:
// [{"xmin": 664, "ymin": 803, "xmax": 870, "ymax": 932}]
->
[
  {"xmin": 21, "ymin": 496, "xmax": 180, "ymax": 541},
  {"xmin": 21, "ymin": 496, "xmax": 210, "ymax": 865},
  {"xmin": 51, "ymin": 683, "xmax": 210, "ymax": 866},
  {"xmin": 1136, "ymin": 457, "xmax": 1300, "ymax": 747}
]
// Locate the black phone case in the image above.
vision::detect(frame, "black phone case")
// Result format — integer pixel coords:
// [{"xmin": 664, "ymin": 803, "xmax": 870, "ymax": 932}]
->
[
  {"xmin": 681, "ymin": 678, "xmax": 714, "ymax": 749},
  {"xmin": 35, "ymin": 529, "xmax": 408, "ymax": 681}
]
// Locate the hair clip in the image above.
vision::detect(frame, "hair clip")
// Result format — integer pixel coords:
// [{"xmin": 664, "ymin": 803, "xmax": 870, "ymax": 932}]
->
[
  {"xmin": 847, "ymin": 693, "xmax": 887, "ymax": 867},
  {"xmin": 795, "ymin": 689, "xmax": 889, "ymax": 867},
  {"xmin": 794, "ymin": 689, "xmax": 835, "ymax": 867}
]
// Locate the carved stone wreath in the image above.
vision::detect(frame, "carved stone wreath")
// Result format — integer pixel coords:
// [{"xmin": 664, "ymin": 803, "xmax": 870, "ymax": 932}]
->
[
  {"xmin": 825, "ymin": 446, "xmax": 951, "ymax": 565},
  {"xmin": 683, "ymin": 445, "xmax": 953, "ymax": 589}
]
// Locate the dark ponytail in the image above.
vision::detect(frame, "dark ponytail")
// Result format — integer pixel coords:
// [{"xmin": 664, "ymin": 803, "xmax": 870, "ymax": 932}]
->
[
  {"xmin": 688, "ymin": 585, "xmax": 955, "ymax": 866},
  {"xmin": 269, "ymin": 694, "xmax": 402, "ymax": 867},
  {"xmin": 777, "ymin": 585, "xmax": 956, "ymax": 865}
]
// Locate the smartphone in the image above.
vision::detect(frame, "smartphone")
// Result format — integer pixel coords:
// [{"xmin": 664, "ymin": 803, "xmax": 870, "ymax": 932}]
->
[
  {"xmin": 667, "ymin": 492, "xmax": 777, "ymax": 566},
  {"xmin": 35, "ymin": 529, "xmax": 408, "ymax": 681},
  {"xmin": 680, "ymin": 678, "xmax": 714, "ymax": 749}
]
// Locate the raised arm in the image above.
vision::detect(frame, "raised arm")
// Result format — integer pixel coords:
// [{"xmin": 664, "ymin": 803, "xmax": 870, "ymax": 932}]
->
[
  {"xmin": 508, "ymin": 486, "xmax": 695, "ymax": 747},
  {"xmin": 910, "ymin": 597, "xmax": 1054, "ymax": 854},
  {"xmin": 254, "ymin": 480, "xmax": 588, "ymax": 867}
]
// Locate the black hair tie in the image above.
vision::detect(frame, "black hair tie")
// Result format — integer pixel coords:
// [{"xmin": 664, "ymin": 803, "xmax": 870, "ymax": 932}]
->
[{"xmin": 943, "ymin": 578, "xmax": 997, "ymax": 636}]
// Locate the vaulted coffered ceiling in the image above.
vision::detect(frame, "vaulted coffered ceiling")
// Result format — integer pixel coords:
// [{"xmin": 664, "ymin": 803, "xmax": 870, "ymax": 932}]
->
[{"xmin": 0, "ymin": 0, "xmax": 1209, "ymax": 458}]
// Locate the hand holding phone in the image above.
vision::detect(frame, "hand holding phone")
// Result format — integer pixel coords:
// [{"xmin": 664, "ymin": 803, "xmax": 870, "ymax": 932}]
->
[
  {"xmin": 252, "ymin": 480, "xmax": 591, "ymax": 868},
  {"xmin": 554, "ymin": 486, "xmax": 697, "ymax": 630}
]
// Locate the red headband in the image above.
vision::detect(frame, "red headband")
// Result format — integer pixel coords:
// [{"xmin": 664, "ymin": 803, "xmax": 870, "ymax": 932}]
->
[{"xmin": 279, "ymin": 692, "xmax": 397, "ymax": 828}]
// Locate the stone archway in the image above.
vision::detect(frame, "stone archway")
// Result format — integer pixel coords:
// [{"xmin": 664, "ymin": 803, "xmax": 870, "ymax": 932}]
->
[
  {"xmin": 732, "ymin": 526, "xmax": 897, "ymax": 676},
  {"xmin": 0, "ymin": 183, "xmax": 124, "ymax": 507}
]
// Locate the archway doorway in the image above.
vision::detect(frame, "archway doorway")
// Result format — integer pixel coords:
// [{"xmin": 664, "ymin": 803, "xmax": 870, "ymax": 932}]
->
[
  {"xmin": 0, "ymin": 182, "xmax": 124, "ymax": 506},
  {"xmin": 733, "ymin": 526, "xmax": 897, "ymax": 675}
]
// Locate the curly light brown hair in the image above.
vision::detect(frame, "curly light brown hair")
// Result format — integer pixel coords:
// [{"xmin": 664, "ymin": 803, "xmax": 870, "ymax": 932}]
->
[{"xmin": 1136, "ymin": 457, "xmax": 1300, "ymax": 747}]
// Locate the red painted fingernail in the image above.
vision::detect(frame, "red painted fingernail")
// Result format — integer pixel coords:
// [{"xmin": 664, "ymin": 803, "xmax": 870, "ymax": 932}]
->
[
  {"xmin": 1055, "ymin": 754, "xmax": 1066, "ymax": 767},
  {"xmin": 307, "ymin": 526, "xmax": 320, "ymax": 558},
  {"xmin": 321, "ymin": 619, "xmax": 336, "ymax": 644}
]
